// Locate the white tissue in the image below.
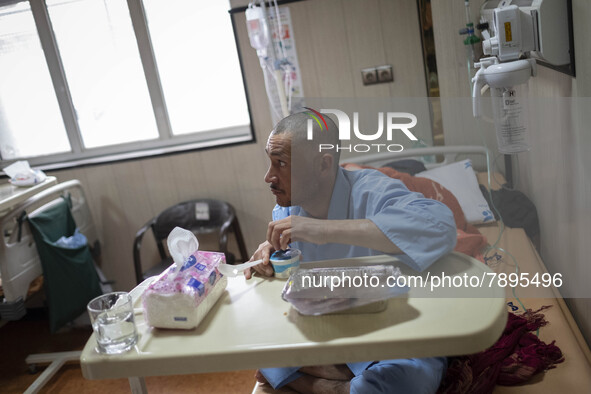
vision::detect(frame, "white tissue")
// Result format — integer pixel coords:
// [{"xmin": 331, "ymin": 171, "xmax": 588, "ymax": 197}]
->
[
  {"xmin": 3, "ymin": 160, "xmax": 47, "ymax": 186},
  {"xmin": 166, "ymin": 226, "xmax": 199, "ymax": 281}
]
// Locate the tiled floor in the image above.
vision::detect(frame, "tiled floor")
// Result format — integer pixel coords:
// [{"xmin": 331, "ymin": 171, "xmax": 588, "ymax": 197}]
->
[{"xmin": 0, "ymin": 310, "xmax": 256, "ymax": 393}]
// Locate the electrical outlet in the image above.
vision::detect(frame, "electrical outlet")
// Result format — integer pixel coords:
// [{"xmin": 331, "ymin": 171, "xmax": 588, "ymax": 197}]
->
[
  {"xmin": 377, "ymin": 65, "xmax": 393, "ymax": 83},
  {"xmin": 361, "ymin": 68, "xmax": 378, "ymax": 85}
]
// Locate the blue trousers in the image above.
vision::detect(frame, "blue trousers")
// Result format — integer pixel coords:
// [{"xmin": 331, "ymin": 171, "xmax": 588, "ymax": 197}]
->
[{"xmin": 260, "ymin": 357, "xmax": 447, "ymax": 394}]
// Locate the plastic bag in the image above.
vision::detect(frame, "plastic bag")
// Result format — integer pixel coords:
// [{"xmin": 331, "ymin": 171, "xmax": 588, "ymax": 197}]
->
[{"xmin": 281, "ymin": 265, "xmax": 409, "ymax": 315}]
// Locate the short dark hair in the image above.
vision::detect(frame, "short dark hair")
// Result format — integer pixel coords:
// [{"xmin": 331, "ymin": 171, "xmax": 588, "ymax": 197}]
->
[{"xmin": 271, "ymin": 111, "xmax": 340, "ymax": 166}]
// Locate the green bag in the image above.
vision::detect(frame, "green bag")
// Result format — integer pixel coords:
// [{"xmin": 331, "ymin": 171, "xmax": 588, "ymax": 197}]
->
[{"xmin": 26, "ymin": 196, "xmax": 102, "ymax": 333}]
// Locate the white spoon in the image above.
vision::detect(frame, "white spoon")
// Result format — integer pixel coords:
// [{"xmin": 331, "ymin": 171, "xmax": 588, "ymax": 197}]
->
[{"xmin": 217, "ymin": 259, "xmax": 263, "ymax": 277}]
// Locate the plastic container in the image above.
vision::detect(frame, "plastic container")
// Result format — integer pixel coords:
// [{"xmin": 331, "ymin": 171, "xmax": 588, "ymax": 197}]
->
[{"xmin": 270, "ymin": 249, "xmax": 301, "ymax": 279}]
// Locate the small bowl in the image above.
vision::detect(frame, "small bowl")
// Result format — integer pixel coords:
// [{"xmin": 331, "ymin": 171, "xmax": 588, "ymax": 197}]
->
[{"xmin": 270, "ymin": 249, "xmax": 301, "ymax": 279}]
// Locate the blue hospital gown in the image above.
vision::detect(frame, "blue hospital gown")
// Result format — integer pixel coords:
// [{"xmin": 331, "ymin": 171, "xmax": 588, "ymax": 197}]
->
[{"xmin": 261, "ymin": 167, "xmax": 456, "ymax": 393}]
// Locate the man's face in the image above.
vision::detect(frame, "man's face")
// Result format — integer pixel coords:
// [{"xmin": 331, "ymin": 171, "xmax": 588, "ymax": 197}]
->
[{"xmin": 265, "ymin": 133, "xmax": 292, "ymax": 207}]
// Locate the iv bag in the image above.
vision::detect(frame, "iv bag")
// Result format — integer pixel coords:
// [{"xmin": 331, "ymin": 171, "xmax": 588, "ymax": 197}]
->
[
  {"xmin": 490, "ymin": 86, "xmax": 530, "ymax": 154},
  {"xmin": 246, "ymin": 6, "xmax": 269, "ymax": 56}
]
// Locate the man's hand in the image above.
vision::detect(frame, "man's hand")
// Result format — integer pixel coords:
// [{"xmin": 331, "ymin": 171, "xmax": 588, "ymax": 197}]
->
[
  {"xmin": 244, "ymin": 241, "xmax": 275, "ymax": 279},
  {"xmin": 266, "ymin": 216, "xmax": 328, "ymax": 251}
]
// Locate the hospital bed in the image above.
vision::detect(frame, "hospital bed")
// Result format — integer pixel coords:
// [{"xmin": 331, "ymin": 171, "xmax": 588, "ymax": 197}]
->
[
  {"xmin": 0, "ymin": 180, "xmax": 100, "ymax": 318},
  {"xmin": 0, "ymin": 180, "xmax": 107, "ymax": 393},
  {"xmin": 344, "ymin": 146, "xmax": 591, "ymax": 393},
  {"xmin": 254, "ymin": 145, "xmax": 591, "ymax": 393}
]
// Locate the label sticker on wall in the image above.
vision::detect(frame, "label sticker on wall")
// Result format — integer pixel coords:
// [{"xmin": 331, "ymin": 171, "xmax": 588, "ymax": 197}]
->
[{"xmin": 195, "ymin": 202, "xmax": 210, "ymax": 221}]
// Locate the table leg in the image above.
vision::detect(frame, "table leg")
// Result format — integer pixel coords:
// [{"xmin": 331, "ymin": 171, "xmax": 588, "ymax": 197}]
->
[{"xmin": 129, "ymin": 376, "xmax": 147, "ymax": 394}]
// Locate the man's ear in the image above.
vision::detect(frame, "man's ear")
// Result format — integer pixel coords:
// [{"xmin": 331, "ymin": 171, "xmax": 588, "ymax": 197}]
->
[{"xmin": 319, "ymin": 153, "xmax": 334, "ymax": 175}]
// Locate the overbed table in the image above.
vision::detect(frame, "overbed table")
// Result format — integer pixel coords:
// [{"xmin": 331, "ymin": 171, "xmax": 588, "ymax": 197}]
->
[{"xmin": 80, "ymin": 252, "xmax": 507, "ymax": 393}]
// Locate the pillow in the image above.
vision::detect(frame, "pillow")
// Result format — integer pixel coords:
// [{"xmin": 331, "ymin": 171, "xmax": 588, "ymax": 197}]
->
[
  {"xmin": 382, "ymin": 159, "xmax": 427, "ymax": 175},
  {"xmin": 416, "ymin": 159, "xmax": 495, "ymax": 224}
]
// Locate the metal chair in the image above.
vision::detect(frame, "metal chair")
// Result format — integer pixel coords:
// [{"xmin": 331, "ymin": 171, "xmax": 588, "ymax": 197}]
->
[{"xmin": 133, "ymin": 199, "xmax": 248, "ymax": 285}]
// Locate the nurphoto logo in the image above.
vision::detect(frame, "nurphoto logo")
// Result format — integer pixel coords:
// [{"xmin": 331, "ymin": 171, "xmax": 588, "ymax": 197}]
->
[{"xmin": 305, "ymin": 108, "xmax": 419, "ymax": 153}]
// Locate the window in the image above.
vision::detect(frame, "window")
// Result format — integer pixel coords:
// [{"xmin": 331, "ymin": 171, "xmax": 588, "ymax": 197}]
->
[
  {"xmin": 142, "ymin": 0, "xmax": 249, "ymax": 135},
  {"xmin": 0, "ymin": 1, "xmax": 71, "ymax": 159},
  {"xmin": 0, "ymin": 0, "xmax": 252, "ymax": 169},
  {"xmin": 47, "ymin": 0, "xmax": 159, "ymax": 149}
]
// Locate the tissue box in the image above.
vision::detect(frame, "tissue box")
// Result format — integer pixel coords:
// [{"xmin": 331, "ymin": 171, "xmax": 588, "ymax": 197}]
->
[{"xmin": 143, "ymin": 250, "xmax": 227, "ymax": 329}]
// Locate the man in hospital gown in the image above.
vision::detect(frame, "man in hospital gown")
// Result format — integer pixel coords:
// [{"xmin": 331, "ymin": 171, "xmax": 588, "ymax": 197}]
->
[{"xmin": 245, "ymin": 111, "xmax": 457, "ymax": 393}]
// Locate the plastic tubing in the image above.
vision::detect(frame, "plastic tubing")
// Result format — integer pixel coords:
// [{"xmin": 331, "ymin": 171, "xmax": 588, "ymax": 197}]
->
[
  {"xmin": 272, "ymin": 0, "xmax": 287, "ymax": 60},
  {"xmin": 479, "ymin": 118, "xmax": 528, "ymax": 315}
]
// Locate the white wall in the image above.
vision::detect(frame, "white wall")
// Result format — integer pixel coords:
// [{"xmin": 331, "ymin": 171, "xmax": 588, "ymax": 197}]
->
[{"xmin": 432, "ymin": 0, "xmax": 591, "ymax": 345}]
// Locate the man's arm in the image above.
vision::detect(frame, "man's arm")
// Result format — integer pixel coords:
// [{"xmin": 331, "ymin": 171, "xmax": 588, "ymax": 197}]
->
[
  {"xmin": 245, "ymin": 217, "xmax": 402, "ymax": 279},
  {"xmin": 267, "ymin": 216, "xmax": 403, "ymax": 254}
]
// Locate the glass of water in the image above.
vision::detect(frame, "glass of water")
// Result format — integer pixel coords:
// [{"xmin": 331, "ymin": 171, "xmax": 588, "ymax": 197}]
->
[{"xmin": 87, "ymin": 292, "xmax": 138, "ymax": 354}]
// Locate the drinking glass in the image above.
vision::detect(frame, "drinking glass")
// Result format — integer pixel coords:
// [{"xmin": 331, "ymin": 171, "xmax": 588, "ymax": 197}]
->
[{"xmin": 87, "ymin": 292, "xmax": 138, "ymax": 354}]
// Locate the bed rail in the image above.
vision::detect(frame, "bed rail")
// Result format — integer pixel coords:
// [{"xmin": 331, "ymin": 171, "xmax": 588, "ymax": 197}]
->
[
  {"xmin": 0, "ymin": 180, "xmax": 98, "ymax": 307},
  {"xmin": 340, "ymin": 145, "xmax": 490, "ymax": 171}
]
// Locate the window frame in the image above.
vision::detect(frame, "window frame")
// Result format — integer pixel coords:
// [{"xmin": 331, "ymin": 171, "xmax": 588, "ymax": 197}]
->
[{"xmin": 0, "ymin": 0, "xmax": 255, "ymax": 171}]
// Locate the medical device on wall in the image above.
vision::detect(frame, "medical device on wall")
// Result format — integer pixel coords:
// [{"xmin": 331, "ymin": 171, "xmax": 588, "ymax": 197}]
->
[
  {"xmin": 459, "ymin": 0, "xmax": 482, "ymax": 87},
  {"xmin": 246, "ymin": 1, "xmax": 298, "ymax": 124},
  {"xmin": 473, "ymin": 0, "xmax": 570, "ymax": 154}
]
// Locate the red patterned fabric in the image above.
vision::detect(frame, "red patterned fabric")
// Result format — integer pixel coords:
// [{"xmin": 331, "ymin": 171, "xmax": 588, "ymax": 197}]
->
[{"xmin": 438, "ymin": 307, "xmax": 564, "ymax": 394}]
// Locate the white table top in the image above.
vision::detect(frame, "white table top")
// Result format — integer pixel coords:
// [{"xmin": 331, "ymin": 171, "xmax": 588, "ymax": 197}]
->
[
  {"xmin": 0, "ymin": 176, "xmax": 57, "ymax": 214},
  {"xmin": 81, "ymin": 252, "xmax": 507, "ymax": 380}
]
